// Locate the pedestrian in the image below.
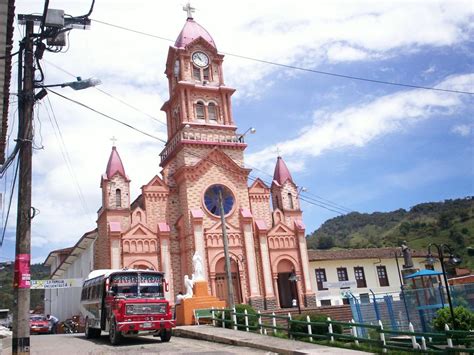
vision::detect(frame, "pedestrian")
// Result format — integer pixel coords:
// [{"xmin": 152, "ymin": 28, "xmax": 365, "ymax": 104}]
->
[
  {"xmin": 174, "ymin": 292, "xmax": 184, "ymax": 319},
  {"xmin": 46, "ymin": 314, "xmax": 59, "ymax": 334}
]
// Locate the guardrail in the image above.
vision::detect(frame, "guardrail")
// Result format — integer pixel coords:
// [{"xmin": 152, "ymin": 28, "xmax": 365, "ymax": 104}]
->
[{"xmin": 196, "ymin": 307, "xmax": 474, "ymax": 353}]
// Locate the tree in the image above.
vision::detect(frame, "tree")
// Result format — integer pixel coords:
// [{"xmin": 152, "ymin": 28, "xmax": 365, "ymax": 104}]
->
[
  {"xmin": 438, "ymin": 213, "xmax": 453, "ymax": 229},
  {"xmin": 399, "ymin": 222, "xmax": 410, "ymax": 236},
  {"xmin": 433, "ymin": 306, "xmax": 474, "ymax": 331},
  {"xmin": 317, "ymin": 235, "xmax": 334, "ymax": 250}
]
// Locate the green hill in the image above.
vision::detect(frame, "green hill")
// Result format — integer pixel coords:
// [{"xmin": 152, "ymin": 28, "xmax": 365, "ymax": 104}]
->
[
  {"xmin": 0, "ymin": 263, "xmax": 49, "ymax": 311},
  {"xmin": 307, "ymin": 197, "xmax": 474, "ymax": 270}
]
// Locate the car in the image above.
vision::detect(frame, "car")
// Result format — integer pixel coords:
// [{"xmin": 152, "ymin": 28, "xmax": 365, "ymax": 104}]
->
[{"xmin": 30, "ymin": 315, "xmax": 51, "ymax": 334}]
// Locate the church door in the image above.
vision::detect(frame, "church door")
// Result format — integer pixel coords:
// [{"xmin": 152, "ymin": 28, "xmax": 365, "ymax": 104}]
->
[
  {"xmin": 215, "ymin": 273, "xmax": 242, "ymax": 305},
  {"xmin": 277, "ymin": 272, "xmax": 296, "ymax": 308}
]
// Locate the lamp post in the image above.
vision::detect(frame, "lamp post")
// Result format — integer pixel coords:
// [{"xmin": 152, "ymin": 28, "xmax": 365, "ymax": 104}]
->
[
  {"xmin": 289, "ymin": 269, "xmax": 301, "ymax": 314},
  {"xmin": 238, "ymin": 127, "xmax": 256, "ymax": 142},
  {"xmin": 426, "ymin": 243, "xmax": 461, "ymax": 330}
]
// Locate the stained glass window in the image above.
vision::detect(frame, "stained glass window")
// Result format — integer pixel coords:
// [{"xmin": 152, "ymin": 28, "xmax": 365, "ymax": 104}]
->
[{"xmin": 204, "ymin": 184, "xmax": 234, "ymax": 216}]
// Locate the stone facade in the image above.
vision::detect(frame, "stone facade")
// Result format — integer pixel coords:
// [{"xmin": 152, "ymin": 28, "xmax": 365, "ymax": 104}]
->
[{"xmin": 92, "ymin": 15, "xmax": 315, "ymax": 310}]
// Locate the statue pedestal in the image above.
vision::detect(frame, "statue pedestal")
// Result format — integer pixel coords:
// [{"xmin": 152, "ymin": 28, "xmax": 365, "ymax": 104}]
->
[{"xmin": 176, "ymin": 280, "xmax": 226, "ymax": 325}]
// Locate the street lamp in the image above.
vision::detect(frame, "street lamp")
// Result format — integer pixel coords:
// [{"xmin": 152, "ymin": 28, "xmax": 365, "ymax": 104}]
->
[
  {"xmin": 426, "ymin": 243, "xmax": 461, "ymax": 330},
  {"xmin": 238, "ymin": 127, "xmax": 256, "ymax": 142},
  {"xmin": 289, "ymin": 269, "xmax": 301, "ymax": 314},
  {"xmin": 34, "ymin": 77, "xmax": 102, "ymax": 100}
]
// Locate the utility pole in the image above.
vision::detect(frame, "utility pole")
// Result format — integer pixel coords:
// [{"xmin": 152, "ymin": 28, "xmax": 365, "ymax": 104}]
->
[
  {"xmin": 12, "ymin": 20, "xmax": 34, "ymax": 355},
  {"xmin": 218, "ymin": 190, "xmax": 235, "ymax": 310}
]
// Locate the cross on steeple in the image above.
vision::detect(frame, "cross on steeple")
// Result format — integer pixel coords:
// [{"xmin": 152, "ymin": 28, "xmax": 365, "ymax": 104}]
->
[
  {"xmin": 110, "ymin": 136, "xmax": 117, "ymax": 147},
  {"xmin": 276, "ymin": 146, "xmax": 281, "ymax": 157},
  {"xmin": 183, "ymin": 2, "xmax": 195, "ymax": 19}
]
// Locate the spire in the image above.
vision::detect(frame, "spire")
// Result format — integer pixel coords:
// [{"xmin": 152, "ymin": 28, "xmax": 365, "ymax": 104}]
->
[
  {"xmin": 175, "ymin": 16, "xmax": 216, "ymax": 49},
  {"xmin": 273, "ymin": 156, "xmax": 293, "ymax": 185},
  {"xmin": 105, "ymin": 146, "xmax": 126, "ymax": 179}
]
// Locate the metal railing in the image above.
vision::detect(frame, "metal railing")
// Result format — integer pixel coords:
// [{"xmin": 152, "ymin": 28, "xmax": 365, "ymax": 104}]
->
[{"xmin": 196, "ymin": 307, "xmax": 474, "ymax": 354}]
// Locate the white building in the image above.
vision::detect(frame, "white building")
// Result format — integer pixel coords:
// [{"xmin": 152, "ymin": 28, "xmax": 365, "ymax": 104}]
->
[
  {"xmin": 43, "ymin": 230, "xmax": 96, "ymax": 321},
  {"xmin": 308, "ymin": 247, "xmax": 439, "ymax": 306}
]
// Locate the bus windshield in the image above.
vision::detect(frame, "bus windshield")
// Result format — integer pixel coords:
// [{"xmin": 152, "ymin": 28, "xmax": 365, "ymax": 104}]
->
[{"xmin": 109, "ymin": 272, "xmax": 164, "ymax": 298}]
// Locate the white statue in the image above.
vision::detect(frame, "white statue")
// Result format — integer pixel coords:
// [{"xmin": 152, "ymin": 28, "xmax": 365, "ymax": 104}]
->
[
  {"xmin": 192, "ymin": 251, "xmax": 205, "ymax": 281},
  {"xmin": 183, "ymin": 275, "xmax": 194, "ymax": 298}
]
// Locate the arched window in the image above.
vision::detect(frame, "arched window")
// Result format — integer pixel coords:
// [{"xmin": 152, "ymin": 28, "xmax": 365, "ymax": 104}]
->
[
  {"xmin": 193, "ymin": 66, "xmax": 201, "ymax": 80},
  {"xmin": 208, "ymin": 103, "xmax": 217, "ymax": 121},
  {"xmin": 116, "ymin": 189, "xmax": 122, "ymax": 208},
  {"xmin": 203, "ymin": 67, "xmax": 210, "ymax": 81},
  {"xmin": 196, "ymin": 101, "xmax": 205, "ymax": 120},
  {"xmin": 287, "ymin": 192, "xmax": 294, "ymax": 209}
]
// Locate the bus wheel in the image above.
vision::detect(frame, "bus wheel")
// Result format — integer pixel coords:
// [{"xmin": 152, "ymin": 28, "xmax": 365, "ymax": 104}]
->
[
  {"xmin": 109, "ymin": 318, "xmax": 122, "ymax": 345},
  {"xmin": 85, "ymin": 318, "xmax": 101, "ymax": 339},
  {"xmin": 160, "ymin": 329, "xmax": 172, "ymax": 342}
]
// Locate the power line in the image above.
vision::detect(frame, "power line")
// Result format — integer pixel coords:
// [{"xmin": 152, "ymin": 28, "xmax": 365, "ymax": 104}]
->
[
  {"xmin": 92, "ymin": 18, "xmax": 474, "ymax": 96},
  {"xmin": 43, "ymin": 59, "xmax": 167, "ymax": 127},
  {"xmin": 46, "ymin": 88, "xmax": 166, "ymax": 143},
  {"xmin": 42, "ymin": 95, "xmax": 90, "ymax": 215},
  {"xmin": 1, "ymin": 156, "xmax": 19, "ymax": 247}
]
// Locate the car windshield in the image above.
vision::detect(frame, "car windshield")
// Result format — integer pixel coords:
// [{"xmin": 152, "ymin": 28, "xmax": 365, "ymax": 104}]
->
[
  {"xmin": 109, "ymin": 272, "xmax": 164, "ymax": 298},
  {"xmin": 30, "ymin": 316, "xmax": 45, "ymax": 321}
]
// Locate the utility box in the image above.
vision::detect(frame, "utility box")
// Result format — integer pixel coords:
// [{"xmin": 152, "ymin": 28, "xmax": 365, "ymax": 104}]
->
[{"xmin": 45, "ymin": 9, "xmax": 64, "ymax": 28}]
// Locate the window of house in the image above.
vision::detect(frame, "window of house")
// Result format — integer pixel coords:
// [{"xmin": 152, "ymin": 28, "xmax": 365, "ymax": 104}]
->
[
  {"xmin": 320, "ymin": 299, "xmax": 331, "ymax": 306},
  {"xmin": 377, "ymin": 265, "xmax": 390, "ymax": 287},
  {"xmin": 208, "ymin": 103, "xmax": 217, "ymax": 121},
  {"xmin": 342, "ymin": 298, "xmax": 350, "ymax": 305},
  {"xmin": 196, "ymin": 101, "xmax": 205, "ymax": 119},
  {"xmin": 337, "ymin": 267, "xmax": 349, "ymax": 289},
  {"xmin": 116, "ymin": 189, "xmax": 121, "ymax": 208},
  {"xmin": 360, "ymin": 293, "xmax": 370, "ymax": 304},
  {"xmin": 354, "ymin": 267, "xmax": 367, "ymax": 288},
  {"xmin": 193, "ymin": 66, "xmax": 201, "ymax": 80},
  {"xmin": 315, "ymin": 268, "xmax": 328, "ymax": 290}
]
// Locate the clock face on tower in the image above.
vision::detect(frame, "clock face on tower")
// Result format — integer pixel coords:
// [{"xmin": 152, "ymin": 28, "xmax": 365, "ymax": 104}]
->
[
  {"xmin": 204, "ymin": 184, "xmax": 235, "ymax": 216},
  {"xmin": 192, "ymin": 51, "xmax": 209, "ymax": 67}
]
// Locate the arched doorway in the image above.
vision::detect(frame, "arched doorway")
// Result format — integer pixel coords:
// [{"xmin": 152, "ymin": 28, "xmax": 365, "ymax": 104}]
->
[
  {"xmin": 215, "ymin": 257, "xmax": 242, "ymax": 305},
  {"xmin": 276, "ymin": 259, "xmax": 297, "ymax": 308}
]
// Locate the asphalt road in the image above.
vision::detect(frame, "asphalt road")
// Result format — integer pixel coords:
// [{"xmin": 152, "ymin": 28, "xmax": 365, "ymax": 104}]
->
[{"xmin": 2, "ymin": 333, "xmax": 276, "ymax": 354}]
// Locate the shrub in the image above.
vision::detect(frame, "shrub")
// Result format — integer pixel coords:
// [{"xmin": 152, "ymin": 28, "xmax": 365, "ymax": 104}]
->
[
  {"xmin": 432, "ymin": 306, "xmax": 474, "ymax": 331},
  {"xmin": 290, "ymin": 313, "xmax": 343, "ymax": 339},
  {"xmin": 217, "ymin": 304, "xmax": 258, "ymax": 331}
]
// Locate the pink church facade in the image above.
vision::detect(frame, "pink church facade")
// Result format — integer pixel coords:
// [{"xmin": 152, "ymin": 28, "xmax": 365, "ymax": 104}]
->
[{"xmin": 94, "ymin": 15, "xmax": 315, "ymax": 310}]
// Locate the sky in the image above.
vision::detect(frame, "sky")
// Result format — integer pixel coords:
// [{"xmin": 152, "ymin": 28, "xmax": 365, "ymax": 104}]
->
[{"xmin": 1, "ymin": 0, "xmax": 473, "ymax": 264}]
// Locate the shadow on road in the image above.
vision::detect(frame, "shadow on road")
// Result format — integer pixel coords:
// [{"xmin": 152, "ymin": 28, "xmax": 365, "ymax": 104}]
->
[{"xmin": 62, "ymin": 333, "xmax": 164, "ymax": 347}]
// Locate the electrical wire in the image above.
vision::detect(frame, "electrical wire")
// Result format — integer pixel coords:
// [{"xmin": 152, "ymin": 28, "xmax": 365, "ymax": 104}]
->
[
  {"xmin": 43, "ymin": 59, "xmax": 167, "ymax": 126},
  {"xmin": 0, "ymin": 50, "xmax": 20, "ymax": 60},
  {"xmin": 42, "ymin": 95, "xmax": 90, "ymax": 215},
  {"xmin": 91, "ymin": 18, "xmax": 474, "ymax": 96},
  {"xmin": 44, "ymin": 89, "xmax": 347, "ymax": 215},
  {"xmin": 0, "ymin": 157, "xmax": 19, "ymax": 247}
]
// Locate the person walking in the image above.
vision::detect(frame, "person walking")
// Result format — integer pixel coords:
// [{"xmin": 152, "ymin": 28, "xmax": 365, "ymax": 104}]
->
[{"xmin": 46, "ymin": 314, "xmax": 59, "ymax": 334}]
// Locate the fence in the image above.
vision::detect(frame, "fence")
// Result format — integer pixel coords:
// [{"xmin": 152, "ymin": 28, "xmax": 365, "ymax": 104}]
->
[
  {"xmin": 348, "ymin": 283, "xmax": 474, "ymax": 333},
  {"xmin": 197, "ymin": 307, "xmax": 474, "ymax": 353}
]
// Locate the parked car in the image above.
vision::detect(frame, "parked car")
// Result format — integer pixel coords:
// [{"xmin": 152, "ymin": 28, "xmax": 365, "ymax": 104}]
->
[{"xmin": 30, "ymin": 315, "xmax": 51, "ymax": 334}]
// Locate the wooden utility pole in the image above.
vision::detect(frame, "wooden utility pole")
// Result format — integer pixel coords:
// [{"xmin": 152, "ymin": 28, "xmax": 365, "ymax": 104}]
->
[
  {"xmin": 218, "ymin": 190, "xmax": 235, "ymax": 310},
  {"xmin": 12, "ymin": 20, "xmax": 34, "ymax": 355}
]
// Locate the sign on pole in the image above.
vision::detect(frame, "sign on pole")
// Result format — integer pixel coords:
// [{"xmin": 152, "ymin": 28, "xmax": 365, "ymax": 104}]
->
[{"xmin": 30, "ymin": 278, "xmax": 83, "ymax": 289}]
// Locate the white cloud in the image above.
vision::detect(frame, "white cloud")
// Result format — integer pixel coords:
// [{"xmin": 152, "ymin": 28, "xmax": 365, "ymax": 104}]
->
[
  {"xmin": 451, "ymin": 124, "xmax": 472, "ymax": 136},
  {"xmin": 5, "ymin": 0, "xmax": 473, "ymax": 254},
  {"xmin": 247, "ymin": 73, "xmax": 474, "ymax": 172}
]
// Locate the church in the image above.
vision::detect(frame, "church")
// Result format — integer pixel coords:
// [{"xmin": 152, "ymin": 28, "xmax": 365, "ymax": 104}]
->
[{"xmin": 48, "ymin": 11, "xmax": 315, "ymax": 312}]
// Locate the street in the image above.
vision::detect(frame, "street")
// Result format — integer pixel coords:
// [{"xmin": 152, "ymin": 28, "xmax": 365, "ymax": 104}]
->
[{"xmin": 1, "ymin": 333, "xmax": 275, "ymax": 354}]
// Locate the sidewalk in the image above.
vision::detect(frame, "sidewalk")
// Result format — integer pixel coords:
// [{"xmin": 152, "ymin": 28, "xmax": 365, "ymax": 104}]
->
[{"xmin": 174, "ymin": 325, "xmax": 369, "ymax": 354}]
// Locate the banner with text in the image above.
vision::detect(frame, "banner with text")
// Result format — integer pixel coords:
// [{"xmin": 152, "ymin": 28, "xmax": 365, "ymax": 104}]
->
[{"xmin": 30, "ymin": 278, "xmax": 83, "ymax": 289}]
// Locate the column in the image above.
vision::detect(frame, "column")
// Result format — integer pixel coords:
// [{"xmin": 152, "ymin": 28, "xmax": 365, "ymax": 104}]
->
[
  {"xmin": 191, "ymin": 209, "xmax": 207, "ymax": 279},
  {"xmin": 158, "ymin": 223, "xmax": 173, "ymax": 301},
  {"xmin": 240, "ymin": 210, "xmax": 260, "ymax": 298}
]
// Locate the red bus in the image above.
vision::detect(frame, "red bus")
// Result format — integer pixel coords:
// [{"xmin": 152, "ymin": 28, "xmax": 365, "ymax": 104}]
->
[{"xmin": 80, "ymin": 269, "xmax": 174, "ymax": 345}]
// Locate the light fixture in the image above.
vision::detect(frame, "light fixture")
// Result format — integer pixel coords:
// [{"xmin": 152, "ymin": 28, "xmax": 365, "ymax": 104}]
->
[
  {"xmin": 40, "ymin": 76, "xmax": 102, "ymax": 91},
  {"xmin": 238, "ymin": 127, "xmax": 256, "ymax": 142}
]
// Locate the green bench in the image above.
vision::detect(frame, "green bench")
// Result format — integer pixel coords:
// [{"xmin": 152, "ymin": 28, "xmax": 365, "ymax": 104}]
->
[{"xmin": 193, "ymin": 308, "xmax": 216, "ymax": 325}]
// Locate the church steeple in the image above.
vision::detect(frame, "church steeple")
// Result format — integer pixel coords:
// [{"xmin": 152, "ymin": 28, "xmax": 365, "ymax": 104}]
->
[
  {"xmin": 271, "ymin": 156, "xmax": 299, "ymax": 212},
  {"xmin": 101, "ymin": 145, "xmax": 130, "ymax": 210},
  {"xmin": 160, "ymin": 10, "xmax": 239, "ymax": 172},
  {"xmin": 106, "ymin": 146, "xmax": 126, "ymax": 179}
]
